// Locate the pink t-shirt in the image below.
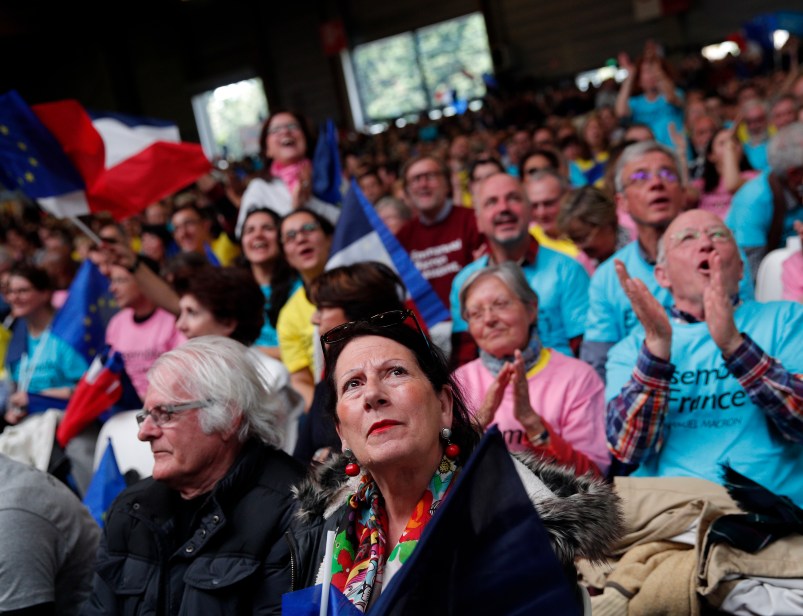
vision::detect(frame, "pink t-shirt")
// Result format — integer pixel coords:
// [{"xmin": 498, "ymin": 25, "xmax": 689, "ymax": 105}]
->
[
  {"xmin": 455, "ymin": 349, "xmax": 610, "ymax": 474},
  {"xmin": 782, "ymin": 251, "xmax": 803, "ymax": 302},
  {"xmin": 693, "ymin": 171, "xmax": 759, "ymax": 220},
  {"xmin": 106, "ymin": 308, "xmax": 186, "ymax": 401}
]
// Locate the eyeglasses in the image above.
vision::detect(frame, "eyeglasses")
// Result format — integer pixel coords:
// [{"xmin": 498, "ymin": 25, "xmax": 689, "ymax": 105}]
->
[
  {"xmin": 668, "ymin": 226, "xmax": 732, "ymax": 248},
  {"xmin": 282, "ymin": 221, "xmax": 320, "ymax": 243},
  {"xmin": 530, "ymin": 195, "xmax": 563, "ymax": 210},
  {"xmin": 320, "ymin": 309, "xmax": 430, "ymax": 351},
  {"xmin": 135, "ymin": 400, "xmax": 210, "ymax": 427},
  {"xmin": 407, "ymin": 170, "xmax": 443, "ymax": 185},
  {"xmin": 268, "ymin": 122, "xmax": 301, "ymax": 135},
  {"xmin": 464, "ymin": 297, "xmax": 519, "ymax": 323},
  {"xmin": 5, "ymin": 286, "xmax": 35, "ymax": 297},
  {"xmin": 567, "ymin": 224, "xmax": 601, "ymax": 248},
  {"xmin": 624, "ymin": 167, "xmax": 679, "ymax": 188}
]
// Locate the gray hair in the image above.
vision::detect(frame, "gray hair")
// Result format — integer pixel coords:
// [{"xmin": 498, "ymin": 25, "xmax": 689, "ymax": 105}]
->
[
  {"xmin": 768, "ymin": 122, "xmax": 803, "ymax": 175},
  {"xmin": 458, "ymin": 261, "xmax": 539, "ymax": 319},
  {"xmin": 374, "ymin": 196, "xmax": 412, "ymax": 221},
  {"xmin": 524, "ymin": 168, "xmax": 570, "ymax": 192},
  {"xmin": 147, "ymin": 336, "xmax": 283, "ymax": 448},
  {"xmin": 614, "ymin": 140, "xmax": 683, "ymax": 193}
]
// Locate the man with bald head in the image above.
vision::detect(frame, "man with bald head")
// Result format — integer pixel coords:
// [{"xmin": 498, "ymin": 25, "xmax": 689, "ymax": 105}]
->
[
  {"xmin": 606, "ymin": 209, "xmax": 803, "ymax": 505},
  {"xmin": 449, "ymin": 172, "xmax": 590, "ymax": 366},
  {"xmin": 581, "ymin": 141, "xmax": 754, "ymax": 380}
]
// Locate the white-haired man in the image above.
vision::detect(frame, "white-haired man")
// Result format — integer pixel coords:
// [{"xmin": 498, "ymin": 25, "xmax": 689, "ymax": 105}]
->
[{"xmin": 83, "ymin": 336, "xmax": 305, "ymax": 615}]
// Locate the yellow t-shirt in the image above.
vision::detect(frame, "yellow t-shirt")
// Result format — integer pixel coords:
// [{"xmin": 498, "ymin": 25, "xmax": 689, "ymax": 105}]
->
[
  {"xmin": 210, "ymin": 232, "xmax": 241, "ymax": 266},
  {"xmin": 276, "ymin": 286, "xmax": 315, "ymax": 375},
  {"xmin": 529, "ymin": 225, "xmax": 580, "ymax": 258}
]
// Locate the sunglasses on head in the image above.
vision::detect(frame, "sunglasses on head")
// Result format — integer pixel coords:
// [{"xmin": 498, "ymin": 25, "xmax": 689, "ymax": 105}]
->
[{"xmin": 319, "ymin": 309, "xmax": 430, "ymax": 352}]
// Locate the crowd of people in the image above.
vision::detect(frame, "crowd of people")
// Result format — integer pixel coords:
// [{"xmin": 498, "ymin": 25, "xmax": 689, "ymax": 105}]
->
[{"xmin": 1, "ymin": 35, "xmax": 802, "ymax": 614}]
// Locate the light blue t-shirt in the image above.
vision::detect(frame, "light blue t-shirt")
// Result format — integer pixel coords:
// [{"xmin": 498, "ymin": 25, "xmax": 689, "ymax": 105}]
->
[
  {"xmin": 450, "ymin": 247, "xmax": 590, "ymax": 356},
  {"xmin": 9, "ymin": 331, "xmax": 88, "ymax": 395},
  {"xmin": 726, "ymin": 171, "xmax": 803, "ymax": 249},
  {"xmin": 628, "ymin": 91, "xmax": 685, "ymax": 148},
  {"xmin": 254, "ymin": 278, "xmax": 302, "ymax": 348},
  {"xmin": 606, "ymin": 300, "xmax": 803, "ymax": 507},
  {"xmin": 585, "ymin": 241, "xmax": 755, "ymax": 345},
  {"xmin": 742, "ymin": 141, "xmax": 769, "ymax": 172}
]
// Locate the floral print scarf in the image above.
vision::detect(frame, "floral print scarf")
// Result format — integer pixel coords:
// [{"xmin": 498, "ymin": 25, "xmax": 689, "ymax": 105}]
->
[{"xmin": 330, "ymin": 455, "xmax": 459, "ymax": 611}]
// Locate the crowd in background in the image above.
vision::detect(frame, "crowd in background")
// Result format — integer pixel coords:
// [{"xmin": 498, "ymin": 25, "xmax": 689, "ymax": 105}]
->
[{"xmin": 0, "ymin": 34, "xmax": 803, "ymax": 614}]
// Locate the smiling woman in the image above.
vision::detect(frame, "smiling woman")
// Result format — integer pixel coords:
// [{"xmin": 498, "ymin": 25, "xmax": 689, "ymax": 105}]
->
[
  {"xmin": 234, "ymin": 110, "xmax": 340, "ymax": 239},
  {"xmin": 286, "ymin": 314, "xmax": 623, "ymax": 613},
  {"xmin": 455, "ymin": 262, "xmax": 610, "ymax": 476}
]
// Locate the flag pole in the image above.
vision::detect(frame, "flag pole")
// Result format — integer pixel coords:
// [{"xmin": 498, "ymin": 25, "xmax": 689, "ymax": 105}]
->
[
  {"xmin": 320, "ymin": 529, "xmax": 336, "ymax": 616},
  {"xmin": 67, "ymin": 216, "xmax": 103, "ymax": 245}
]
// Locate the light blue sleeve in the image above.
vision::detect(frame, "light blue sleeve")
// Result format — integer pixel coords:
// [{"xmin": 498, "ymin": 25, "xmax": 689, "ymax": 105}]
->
[
  {"xmin": 584, "ymin": 261, "xmax": 623, "ymax": 344},
  {"xmin": 450, "ymin": 267, "xmax": 470, "ymax": 334},
  {"xmin": 726, "ymin": 173, "xmax": 772, "ymax": 249},
  {"xmin": 560, "ymin": 259, "xmax": 591, "ymax": 339}
]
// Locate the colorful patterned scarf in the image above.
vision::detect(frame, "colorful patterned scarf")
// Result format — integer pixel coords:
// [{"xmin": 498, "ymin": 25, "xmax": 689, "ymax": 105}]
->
[
  {"xmin": 330, "ymin": 455, "xmax": 458, "ymax": 611},
  {"xmin": 270, "ymin": 158, "xmax": 309, "ymax": 196}
]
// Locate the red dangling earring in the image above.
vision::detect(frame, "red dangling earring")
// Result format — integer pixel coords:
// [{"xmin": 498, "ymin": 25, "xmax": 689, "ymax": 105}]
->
[
  {"xmin": 343, "ymin": 448, "xmax": 361, "ymax": 476},
  {"xmin": 440, "ymin": 427, "xmax": 460, "ymax": 459}
]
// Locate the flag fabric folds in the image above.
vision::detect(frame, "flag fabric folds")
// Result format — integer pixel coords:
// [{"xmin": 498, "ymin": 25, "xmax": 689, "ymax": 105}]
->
[
  {"xmin": 281, "ymin": 584, "xmax": 362, "ymax": 616},
  {"xmin": 312, "ymin": 118, "xmax": 343, "ymax": 206},
  {"xmin": 368, "ymin": 426, "xmax": 581, "ymax": 615},
  {"xmin": 83, "ymin": 438, "xmax": 127, "ymax": 527},
  {"xmin": 282, "ymin": 427, "xmax": 581, "ymax": 615},
  {"xmin": 56, "ymin": 349, "xmax": 126, "ymax": 448},
  {"xmin": 326, "ymin": 181, "xmax": 451, "ymax": 330},
  {"xmin": 51, "ymin": 259, "xmax": 117, "ymax": 365},
  {"xmin": 0, "ymin": 89, "xmax": 211, "ymax": 220}
]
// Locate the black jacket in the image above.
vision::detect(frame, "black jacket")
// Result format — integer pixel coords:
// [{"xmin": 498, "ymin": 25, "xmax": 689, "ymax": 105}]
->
[
  {"xmin": 286, "ymin": 446, "xmax": 624, "ymax": 594},
  {"xmin": 81, "ymin": 440, "xmax": 306, "ymax": 616}
]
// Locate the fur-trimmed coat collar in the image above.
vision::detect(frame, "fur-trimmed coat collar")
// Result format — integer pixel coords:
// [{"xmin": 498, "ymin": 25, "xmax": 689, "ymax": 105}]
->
[{"xmin": 293, "ymin": 451, "xmax": 623, "ymax": 568}]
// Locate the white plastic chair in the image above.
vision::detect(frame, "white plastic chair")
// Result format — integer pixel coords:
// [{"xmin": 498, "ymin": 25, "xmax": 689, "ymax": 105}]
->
[
  {"xmin": 93, "ymin": 410, "xmax": 154, "ymax": 480},
  {"xmin": 755, "ymin": 236, "xmax": 802, "ymax": 302}
]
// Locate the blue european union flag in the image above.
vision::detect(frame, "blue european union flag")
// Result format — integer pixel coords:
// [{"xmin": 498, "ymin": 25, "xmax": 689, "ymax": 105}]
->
[
  {"xmin": 312, "ymin": 118, "xmax": 343, "ymax": 206},
  {"xmin": 51, "ymin": 259, "xmax": 117, "ymax": 364},
  {"xmin": 83, "ymin": 438, "xmax": 126, "ymax": 527},
  {"xmin": 0, "ymin": 90, "xmax": 84, "ymax": 198}
]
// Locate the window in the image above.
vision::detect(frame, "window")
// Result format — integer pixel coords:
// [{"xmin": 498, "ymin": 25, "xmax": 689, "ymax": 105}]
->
[
  {"xmin": 349, "ymin": 13, "xmax": 493, "ymax": 126},
  {"xmin": 191, "ymin": 77, "xmax": 268, "ymax": 161}
]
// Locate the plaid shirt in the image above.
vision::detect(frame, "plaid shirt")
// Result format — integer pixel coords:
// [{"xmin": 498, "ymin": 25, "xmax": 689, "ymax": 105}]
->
[{"xmin": 607, "ymin": 315, "xmax": 803, "ymax": 464}]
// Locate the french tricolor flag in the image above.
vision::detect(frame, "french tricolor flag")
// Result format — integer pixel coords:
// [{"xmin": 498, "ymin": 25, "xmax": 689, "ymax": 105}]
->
[
  {"xmin": 326, "ymin": 180, "xmax": 450, "ymax": 330},
  {"xmin": 0, "ymin": 90, "xmax": 210, "ymax": 220}
]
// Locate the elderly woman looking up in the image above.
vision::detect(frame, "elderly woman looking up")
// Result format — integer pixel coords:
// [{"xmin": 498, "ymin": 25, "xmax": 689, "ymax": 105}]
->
[
  {"xmin": 235, "ymin": 110, "xmax": 340, "ymax": 239},
  {"xmin": 83, "ymin": 336, "xmax": 306, "ymax": 615},
  {"xmin": 288, "ymin": 311, "xmax": 622, "ymax": 612},
  {"xmin": 454, "ymin": 262, "xmax": 610, "ymax": 476},
  {"xmin": 293, "ymin": 261, "xmax": 407, "ymax": 465}
]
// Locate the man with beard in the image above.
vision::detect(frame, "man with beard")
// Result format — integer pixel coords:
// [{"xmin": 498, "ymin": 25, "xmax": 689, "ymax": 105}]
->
[
  {"xmin": 449, "ymin": 173, "xmax": 590, "ymax": 367},
  {"xmin": 580, "ymin": 141, "xmax": 754, "ymax": 381}
]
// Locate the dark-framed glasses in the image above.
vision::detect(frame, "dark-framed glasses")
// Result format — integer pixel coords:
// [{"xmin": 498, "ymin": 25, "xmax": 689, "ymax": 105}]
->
[
  {"xmin": 282, "ymin": 221, "xmax": 320, "ymax": 244},
  {"xmin": 320, "ymin": 309, "xmax": 430, "ymax": 351},
  {"xmin": 135, "ymin": 400, "xmax": 211, "ymax": 427}
]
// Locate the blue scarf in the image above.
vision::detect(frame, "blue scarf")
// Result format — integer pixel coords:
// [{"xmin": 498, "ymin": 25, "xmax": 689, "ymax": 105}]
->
[{"xmin": 478, "ymin": 327, "xmax": 543, "ymax": 376}]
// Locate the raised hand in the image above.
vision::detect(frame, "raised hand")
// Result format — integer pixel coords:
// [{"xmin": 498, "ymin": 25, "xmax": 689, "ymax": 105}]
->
[
  {"xmin": 510, "ymin": 350, "xmax": 546, "ymax": 436},
  {"xmin": 615, "ymin": 259, "xmax": 672, "ymax": 360},
  {"xmin": 703, "ymin": 252, "xmax": 742, "ymax": 358},
  {"xmin": 476, "ymin": 361, "xmax": 514, "ymax": 429}
]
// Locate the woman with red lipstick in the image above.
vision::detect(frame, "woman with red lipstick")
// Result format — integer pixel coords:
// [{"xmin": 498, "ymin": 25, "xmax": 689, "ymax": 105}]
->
[
  {"xmin": 235, "ymin": 110, "xmax": 340, "ymax": 240},
  {"xmin": 286, "ymin": 312, "xmax": 622, "ymax": 612}
]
